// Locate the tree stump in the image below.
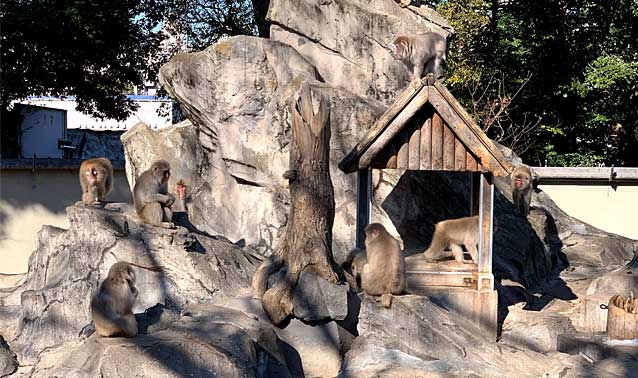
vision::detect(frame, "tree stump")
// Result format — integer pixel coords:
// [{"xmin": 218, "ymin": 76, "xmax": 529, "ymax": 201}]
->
[
  {"xmin": 252, "ymin": 83, "xmax": 346, "ymax": 325},
  {"xmin": 606, "ymin": 294, "xmax": 638, "ymax": 340}
]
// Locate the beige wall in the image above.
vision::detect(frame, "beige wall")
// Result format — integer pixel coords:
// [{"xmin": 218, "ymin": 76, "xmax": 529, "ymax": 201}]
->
[
  {"xmin": 539, "ymin": 185, "xmax": 638, "ymax": 239},
  {"xmin": 0, "ymin": 170, "xmax": 132, "ymax": 274}
]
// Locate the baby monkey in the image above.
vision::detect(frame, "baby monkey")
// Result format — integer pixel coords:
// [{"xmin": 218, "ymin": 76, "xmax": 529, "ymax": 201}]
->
[
  {"xmin": 90, "ymin": 261, "xmax": 160, "ymax": 338},
  {"xmin": 133, "ymin": 160, "xmax": 175, "ymax": 228},
  {"xmin": 79, "ymin": 158, "xmax": 113, "ymax": 205},
  {"xmin": 361, "ymin": 223, "xmax": 406, "ymax": 308}
]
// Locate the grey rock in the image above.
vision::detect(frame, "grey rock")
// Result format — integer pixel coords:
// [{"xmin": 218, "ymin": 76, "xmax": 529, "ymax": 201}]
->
[
  {"xmin": 28, "ymin": 306, "xmax": 291, "ymax": 378},
  {"xmin": 268, "ymin": 0, "xmax": 454, "ymax": 105},
  {"xmin": 501, "ymin": 305, "xmax": 577, "ymax": 353},
  {"xmin": 8, "ymin": 203, "xmax": 259, "ymax": 364},
  {"xmin": 0, "ymin": 336, "xmax": 17, "ymax": 377},
  {"xmin": 343, "ymin": 295, "xmax": 582, "ymax": 378},
  {"xmin": 293, "ymin": 271, "xmax": 350, "ymax": 322}
]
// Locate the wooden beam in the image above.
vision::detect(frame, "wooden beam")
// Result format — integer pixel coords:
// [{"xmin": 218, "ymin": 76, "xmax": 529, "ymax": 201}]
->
[
  {"xmin": 357, "ymin": 88, "xmax": 430, "ymax": 170},
  {"xmin": 397, "ymin": 128, "xmax": 409, "ymax": 169},
  {"xmin": 408, "ymin": 121, "xmax": 421, "ymax": 170},
  {"xmin": 466, "ymin": 151, "xmax": 478, "ymax": 171},
  {"xmin": 338, "ymin": 80, "xmax": 425, "ymax": 173},
  {"xmin": 420, "ymin": 117, "xmax": 432, "ymax": 170},
  {"xmin": 355, "ymin": 169, "xmax": 372, "ymax": 249},
  {"xmin": 443, "ymin": 125, "xmax": 455, "ymax": 170},
  {"xmin": 431, "ymin": 112, "xmax": 443, "ymax": 170},
  {"xmin": 477, "ymin": 173, "xmax": 494, "ymax": 289},
  {"xmin": 455, "ymin": 139, "xmax": 466, "ymax": 170},
  {"xmin": 429, "ymin": 90, "xmax": 511, "ymax": 177}
]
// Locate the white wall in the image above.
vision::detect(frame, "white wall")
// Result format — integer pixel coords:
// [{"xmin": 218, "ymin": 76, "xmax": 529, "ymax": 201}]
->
[{"xmin": 539, "ymin": 184, "xmax": 638, "ymax": 239}]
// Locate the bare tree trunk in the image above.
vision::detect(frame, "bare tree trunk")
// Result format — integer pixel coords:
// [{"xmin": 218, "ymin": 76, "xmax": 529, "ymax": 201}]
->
[{"xmin": 252, "ymin": 83, "xmax": 343, "ymax": 325}]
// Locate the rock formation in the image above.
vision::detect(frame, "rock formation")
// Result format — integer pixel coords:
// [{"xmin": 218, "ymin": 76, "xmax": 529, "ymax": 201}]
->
[{"xmin": 1, "ymin": 1, "xmax": 637, "ymax": 377}]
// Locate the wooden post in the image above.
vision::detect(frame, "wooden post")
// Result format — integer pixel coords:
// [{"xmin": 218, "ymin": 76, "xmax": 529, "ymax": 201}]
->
[
  {"xmin": 252, "ymin": 83, "xmax": 343, "ymax": 325},
  {"xmin": 355, "ymin": 169, "xmax": 372, "ymax": 249},
  {"xmin": 476, "ymin": 172, "xmax": 494, "ymax": 291},
  {"xmin": 469, "ymin": 172, "xmax": 480, "ymax": 216}
]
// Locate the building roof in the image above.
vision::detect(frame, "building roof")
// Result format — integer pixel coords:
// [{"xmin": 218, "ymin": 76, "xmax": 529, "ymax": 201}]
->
[{"xmin": 338, "ymin": 75, "xmax": 513, "ymax": 176}]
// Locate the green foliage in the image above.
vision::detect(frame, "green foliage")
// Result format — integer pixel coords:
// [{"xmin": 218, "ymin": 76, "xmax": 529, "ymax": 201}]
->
[
  {"xmin": 430, "ymin": 0, "xmax": 638, "ymax": 166},
  {"xmin": 0, "ymin": 0, "xmax": 169, "ymax": 120}
]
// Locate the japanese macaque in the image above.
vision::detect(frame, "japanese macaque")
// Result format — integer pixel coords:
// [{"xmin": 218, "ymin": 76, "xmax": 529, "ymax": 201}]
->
[
  {"xmin": 392, "ymin": 32, "xmax": 447, "ymax": 81},
  {"xmin": 133, "ymin": 160, "xmax": 175, "ymax": 228},
  {"xmin": 394, "ymin": 0, "xmax": 411, "ymax": 7},
  {"xmin": 361, "ymin": 223, "xmax": 406, "ymax": 308},
  {"xmin": 79, "ymin": 158, "xmax": 113, "ymax": 205},
  {"xmin": 172, "ymin": 179, "xmax": 190, "ymax": 213},
  {"xmin": 90, "ymin": 261, "xmax": 160, "ymax": 337},
  {"xmin": 341, "ymin": 248, "xmax": 368, "ymax": 288},
  {"xmin": 424, "ymin": 216, "xmax": 480, "ymax": 264},
  {"xmin": 511, "ymin": 164, "xmax": 533, "ymax": 217}
]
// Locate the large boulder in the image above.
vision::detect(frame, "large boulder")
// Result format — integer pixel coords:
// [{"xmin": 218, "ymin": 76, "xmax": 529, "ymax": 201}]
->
[
  {"xmin": 268, "ymin": 0, "xmax": 454, "ymax": 105},
  {"xmin": 5, "ymin": 203, "xmax": 259, "ymax": 364},
  {"xmin": 340, "ymin": 295, "xmax": 581, "ymax": 378},
  {"xmin": 27, "ymin": 305, "xmax": 290, "ymax": 378}
]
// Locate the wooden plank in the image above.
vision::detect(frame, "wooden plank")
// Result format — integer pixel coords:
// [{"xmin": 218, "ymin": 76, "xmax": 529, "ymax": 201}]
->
[
  {"xmin": 386, "ymin": 146, "xmax": 397, "ymax": 169},
  {"xmin": 477, "ymin": 173, "xmax": 494, "ymax": 280},
  {"xmin": 406, "ymin": 272, "xmax": 476, "ymax": 288},
  {"xmin": 420, "ymin": 117, "xmax": 432, "ymax": 170},
  {"xmin": 406, "ymin": 255, "xmax": 475, "ymax": 272},
  {"xmin": 429, "ymin": 90, "xmax": 510, "ymax": 177},
  {"xmin": 431, "ymin": 112, "xmax": 443, "ymax": 170},
  {"xmin": 338, "ymin": 80, "xmax": 425, "ymax": 173},
  {"xmin": 455, "ymin": 139, "xmax": 466, "ymax": 170},
  {"xmin": 443, "ymin": 124, "xmax": 455, "ymax": 170},
  {"xmin": 358, "ymin": 88, "xmax": 430, "ymax": 169},
  {"xmin": 355, "ymin": 169, "xmax": 372, "ymax": 249},
  {"xmin": 397, "ymin": 129, "xmax": 409, "ymax": 169},
  {"xmin": 408, "ymin": 121, "xmax": 421, "ymax": 170},
  {"xmin": 433, "ymin": 81, "xmax": 513, "ymax": 176},
  {"xmin": 466, "ymin": 151, "xmax": 478, "ymax": 171}
]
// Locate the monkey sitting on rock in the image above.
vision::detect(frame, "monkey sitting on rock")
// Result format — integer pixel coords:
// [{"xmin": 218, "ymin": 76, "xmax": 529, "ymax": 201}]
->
[
  {"xmin": 133, "ymin": 160, "xmax": 176, "ymax": 228},
  {"xmin": 90, "ymin": 261, "xmax": 161, "ymax": 338},
  {"xmin": 359, "ymin": 223, "xmax": 406, "ymax": 308},
  {"xmin": 79, "ymin": 158, "xmax": 113, "ymax": 205}
]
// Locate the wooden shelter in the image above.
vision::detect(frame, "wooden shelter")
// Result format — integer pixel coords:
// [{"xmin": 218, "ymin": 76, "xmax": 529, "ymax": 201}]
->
[{"xmin": 338, "ymin": 75, "xmax": 513, "ymax": 338}]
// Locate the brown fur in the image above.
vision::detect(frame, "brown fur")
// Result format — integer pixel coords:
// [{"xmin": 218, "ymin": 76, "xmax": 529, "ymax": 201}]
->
[
  {"xmin": 79, "ymin": 158, "xmax": 113, "ymax": 205},
  {"xmin": 511, "ymin": 164, "xmax": 533, "ymax": 217},
  {"xmin": 133, "ymin": 160, "xmax": 175, "ymax": 228},
  {"xmin": 90, "ymin": 262, "xmax": 139, "ymax": 337},
  {"xmin": 361, "ymin": 223, "xmax": 406, "ymax": 308},
  {"xmin": 172, "ymin": 179, "xmax": 190, "ymax": 213},
  {"xmin": 392, "ymin": 32, "xmax": 447, "ymax": 81},
  {"xmin": 424, "ymin": 216, "xmax": 480, "ymax": 264},
  {"xmin": 341, "ymin": 248, "xmax": 368, "ymax": 289},
  {"xmin": 394, "ymin": 0, "xmax": 411, "ymax": 7}
]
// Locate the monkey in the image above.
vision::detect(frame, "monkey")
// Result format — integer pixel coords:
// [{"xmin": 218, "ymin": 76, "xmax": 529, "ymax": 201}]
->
[
  {"xmin": 172, "ymin": 179, "xmax": 191, "ymax": 213},
  {"xmin": 341, "ymin": 248, "xmax": 368, "ymax": 289},
  {"xmin": 79, "ymin": 158, "xmax": 113, "ymax": 205},
  {"xmin": 360, "ymin": 223, "xmax": 406, "ymax": 308},
  {"xmin": 424, "ymin": 216, "xmax": 480, "ymax": 264},
  {"xmin": 391, "ymin": 32, "xmax": 447, "ymax": 81},
  {"xmin": 394, "ymin": 0, "xmax": 412, "ymax": 7},
  {"xmin": 133, "ymin": 160, "xmax": 176, "ymax": 228},
  {"xmin": 511, "ymin": 164, "xmax": 533, "ymax": 217},
  {"xmin": 90, "ymin": 261, "xmax": 158, "ymax": 337}
]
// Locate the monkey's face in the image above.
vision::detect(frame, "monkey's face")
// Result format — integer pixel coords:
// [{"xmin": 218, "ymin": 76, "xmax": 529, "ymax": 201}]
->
[
  {"xmin": 151, "ymin": 161, "xmax": 171, "ymax": 185},
  {"xmin": 364, "ymin": 223, "xmax": 386, "ymax": 241},
  {"xmin": 84, "ymin": 166, "xmax": 99, "ymax": 184},
  {"xmin": 391, "ymin": 38, "xmax": 409, "ymax": 59},
  {"xmin": 176, "ymin": 184, "xmax": 186, "ymax": 199},
  {"xmin": 514, "ymin": 174, "xmax": 529, "ymax": 189}
]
